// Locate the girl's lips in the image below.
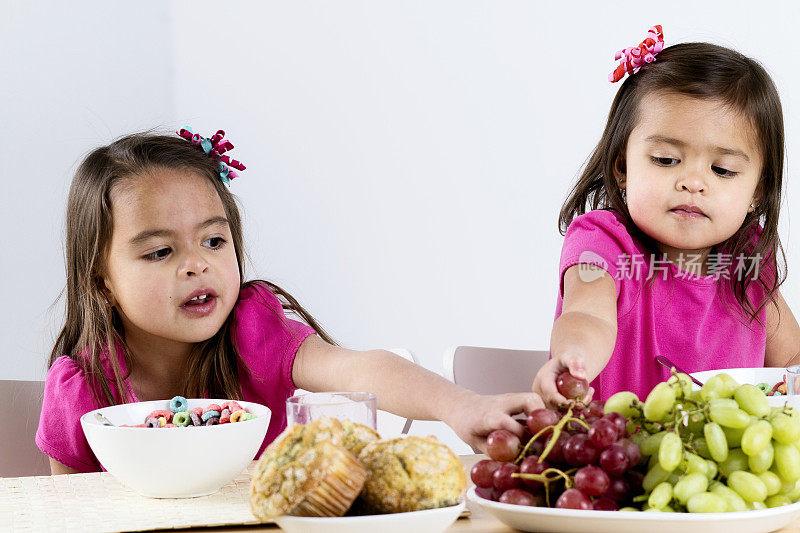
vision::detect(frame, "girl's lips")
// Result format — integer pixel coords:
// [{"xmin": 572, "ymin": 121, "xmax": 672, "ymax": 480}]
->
[
  {"xmin": 670, "ymin": 209, "xmax": 707, "ymax": 219},
  {"xmin": 181, "ymin": 288, "xmax": 218, "ymax": 306},
  {"xmin": 179, "ymin": 295, "xmax": 217, "ymax": 318}
]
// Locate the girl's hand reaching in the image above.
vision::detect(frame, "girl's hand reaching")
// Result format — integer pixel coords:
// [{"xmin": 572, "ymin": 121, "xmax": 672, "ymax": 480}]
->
[
  {"xmin": 439, "ymin": 390, "xmax": 544, "ymax": 453},
  {"xmin": 532, "ymin": 354, "xmax": 594, "ymax": 408}
]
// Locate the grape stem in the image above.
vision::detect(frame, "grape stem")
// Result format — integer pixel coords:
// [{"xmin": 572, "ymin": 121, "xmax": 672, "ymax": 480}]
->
[
  {"xmin": 512, "ymin": 467, "xmax": 573, "ymax": 488},
  {"xmin": 538, "ymin": 405, "xmax": 574, "ymax": 464},
  {"xmin": 515, "ymin": 425, "xmax": 556, "ymax": 464},
  {"xmin": 513, "ymin": 404, "xmax": 584, "ymax": 465},
  {"xmin": 641, "ymin": 420, "xmax": 664, "ymax": 434},
  {"xmin": 542, "ymin": 467, "xmax": 573, "ymax": 488},
  {"xmin": 567, "ymin": 417, "xmax": 591, "ymax": 430},
  {"xmin": 513, "ymin": 467, "xmax": 574, "ymax": 507}
]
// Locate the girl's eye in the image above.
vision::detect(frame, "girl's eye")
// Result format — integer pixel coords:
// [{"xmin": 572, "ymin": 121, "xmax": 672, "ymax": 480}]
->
[
  {"xmin": 650, "ymin": 156, "xmax": 679, "ymax": 167},
  {"xmin": 712, "ymin": 166, "xmax": 738, "ymax": 178},
  {"xmin": 144, "ymin": 248, "xmax": 171, "ymax": 261},
  {"xmin": 203, "ymin": 237, "xmax": 226, "ymax": 249}
]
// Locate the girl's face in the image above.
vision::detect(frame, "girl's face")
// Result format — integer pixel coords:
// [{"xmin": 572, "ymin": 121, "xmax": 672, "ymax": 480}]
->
[
  {"xmin": 618, "ymin": 91, "xmax": 762, "ymax": 260},
  {"xmin": 102, "ymin": 169, "xmax": 241, "ymax": 348}
]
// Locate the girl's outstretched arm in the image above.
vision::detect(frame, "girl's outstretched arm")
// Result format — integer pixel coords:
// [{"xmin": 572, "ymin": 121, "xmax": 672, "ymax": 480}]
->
[
  {"xmin": 292, "ymin": 335, "xmax": 544, "ymax": 452},
  {"xmin": 532, "ymin": 264, "xmax": 618, "ymax": 407},
  {"xmin": 765, "ymin": 290, "xmax": 800, "ymax": 367}
]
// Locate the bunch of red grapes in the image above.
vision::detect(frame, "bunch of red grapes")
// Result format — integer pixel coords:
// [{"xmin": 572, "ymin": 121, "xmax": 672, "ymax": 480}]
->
[{"xmin": 471, "ymin": 372, "xmax": 643, "ymax": 510}]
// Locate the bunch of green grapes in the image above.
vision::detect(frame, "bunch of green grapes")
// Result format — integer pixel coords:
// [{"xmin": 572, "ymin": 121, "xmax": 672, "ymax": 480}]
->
[{"xmin": 605, "ymin": 372, "xmax": 800, "ymax": 513}]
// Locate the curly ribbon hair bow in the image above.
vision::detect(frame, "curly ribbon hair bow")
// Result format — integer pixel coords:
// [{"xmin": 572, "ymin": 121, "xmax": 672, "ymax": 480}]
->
[
  {"xmin": 609, "ymin": 25, "xmax": 665, "ymax": 83},
  {"xmin": 176, "ymin": 127, "xmax": 246, "ymax": 186}
]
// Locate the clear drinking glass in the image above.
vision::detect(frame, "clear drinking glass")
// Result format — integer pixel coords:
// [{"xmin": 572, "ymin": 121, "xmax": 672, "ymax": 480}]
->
[
  {"xmin": 286, "ymin": 391, "xmax": 377, "ymax": 429},
  {"xmin": 787, "ymin": 365, "xmax": 800, "ymax": 396}
]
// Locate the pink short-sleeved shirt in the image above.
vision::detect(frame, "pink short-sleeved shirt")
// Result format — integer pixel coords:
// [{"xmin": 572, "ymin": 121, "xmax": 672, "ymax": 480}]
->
[
  {"xmin": 554, "ymin": 209, "xmax": 768, "ymax": 402},
  {"xmin": 35, "ymin": 282, "xmax": 316, "ymax": 472}
]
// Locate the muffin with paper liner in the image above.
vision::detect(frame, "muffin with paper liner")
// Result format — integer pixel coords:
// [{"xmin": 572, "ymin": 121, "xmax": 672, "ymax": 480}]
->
[{"xmin": 249, "ymin": 417, "xmax": 366, "ymax": 519}]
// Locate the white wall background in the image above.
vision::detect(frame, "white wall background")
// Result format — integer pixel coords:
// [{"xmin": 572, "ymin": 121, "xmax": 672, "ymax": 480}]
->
[
  {"xmin": 0, "ymin": 2, "xmax": 174, "ymax": 380},
  {"xmin": 3, "ymin": 1, "xmax": 798, "ymax": 385}
]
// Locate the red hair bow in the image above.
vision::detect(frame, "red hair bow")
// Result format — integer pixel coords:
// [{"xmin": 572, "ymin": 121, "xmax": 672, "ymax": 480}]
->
[{"xmin": 609, "ymin": 25, "xmax": 665, "ymax": 83}]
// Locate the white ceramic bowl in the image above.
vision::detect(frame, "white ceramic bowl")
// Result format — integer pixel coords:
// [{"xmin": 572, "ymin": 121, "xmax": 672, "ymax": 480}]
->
[
  {"xmin": 468, "ymin": 487, "xmax": 800, "ymax": 533},
  {"xmin": 689, "ymin": 367, "xmax": 799, "ymax": 408},
  {"xmin": 80, "ymin": 398, "xmax": 270, "ymax": 498},
  {"xmin": 274, "ymin": 501, "xmax": 465, "ymax": 533}
]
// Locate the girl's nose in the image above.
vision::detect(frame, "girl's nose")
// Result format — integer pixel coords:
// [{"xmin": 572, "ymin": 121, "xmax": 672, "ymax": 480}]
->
[
  {"xmin": 676, "ymin": 172, "xmax": 706, "ymax": 194},
  {"xmin": 179, "ymin": 252, "xmax": 210, "ymax": 277}
]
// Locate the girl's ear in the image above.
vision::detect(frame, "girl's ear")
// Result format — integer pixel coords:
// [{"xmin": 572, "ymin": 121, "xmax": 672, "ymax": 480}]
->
[
  {"xmin": 96, "ymin": 274, "xmax": 117, "ymax": 307},
  {"xmin": 613, "ymin": 156, "xmax": 627, "ymax": 189},
  {"xmin": 749, "ymin": 181, "xmax": 764, "ymax": 212}
]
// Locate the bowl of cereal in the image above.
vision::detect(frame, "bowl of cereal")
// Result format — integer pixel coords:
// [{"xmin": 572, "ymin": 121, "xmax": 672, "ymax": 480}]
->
[
  {"xmin": 80, "ymin": 397, "xmax": 271, "ymax": 498},
  {"xmin": 689, "ymin": 367, "xmax": 800, "ymax": 408}
]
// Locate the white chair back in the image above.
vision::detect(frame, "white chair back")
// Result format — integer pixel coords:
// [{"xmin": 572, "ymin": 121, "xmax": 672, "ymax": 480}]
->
[{"xmin": 443, "ymin": 345, "xmax": 549, "ymax": 395}]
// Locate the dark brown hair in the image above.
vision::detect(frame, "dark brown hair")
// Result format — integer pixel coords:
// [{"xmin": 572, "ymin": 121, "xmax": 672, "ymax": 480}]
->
[
  {"xmin": 559, "ymin": 42, "xmax": 786, "ymax": 326},
  {"xmin": 50, "ymin": 132, "xmax": 335, "ymax": 407}
]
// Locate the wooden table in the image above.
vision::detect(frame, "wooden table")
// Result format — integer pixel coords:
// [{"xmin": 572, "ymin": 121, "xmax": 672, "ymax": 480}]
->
[{"xmin": 177, "ymin": 455, "xmax": 800, "ymax": 533}]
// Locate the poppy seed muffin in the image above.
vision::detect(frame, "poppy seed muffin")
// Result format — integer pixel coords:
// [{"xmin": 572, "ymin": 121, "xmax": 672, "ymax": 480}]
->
[
  {"xmin": 341, "ymin": 420, "xmax": 381, "ymax": 456},
  {"xmin": 250, "ymin": 418, "xmax": 365, "ymax": 519},
  {"xmin": 357, "ymin": 435, "xmax": 466, "ymax": 513},
  {"xmin": 299, "ymin": 416, "xmax": 344, "ymax": 447}
]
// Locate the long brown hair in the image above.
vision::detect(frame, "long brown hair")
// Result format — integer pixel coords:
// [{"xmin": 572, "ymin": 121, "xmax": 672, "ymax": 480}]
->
[
  {"xmin": 559, "ymin": 43, "xmax": 786, "ymax": 326},
  {"xmin": 50, "ymin": 132, "xmax": 335, "ymax": 407}
]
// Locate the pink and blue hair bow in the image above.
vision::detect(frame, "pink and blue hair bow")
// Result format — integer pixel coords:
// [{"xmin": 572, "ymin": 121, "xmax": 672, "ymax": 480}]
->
[{"xmin": 177, "ymin": 127, "xmax": 246, "ymax": 186}]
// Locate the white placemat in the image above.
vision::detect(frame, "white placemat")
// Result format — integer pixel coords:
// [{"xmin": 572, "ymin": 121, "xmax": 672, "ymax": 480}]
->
[{"xmin": 0, "ymin": 463, "xmax": 267, "ymax": 532}]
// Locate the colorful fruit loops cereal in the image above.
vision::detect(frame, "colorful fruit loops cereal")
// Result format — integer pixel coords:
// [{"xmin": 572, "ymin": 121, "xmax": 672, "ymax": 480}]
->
[
  {"xmin": 120, "ymin": 396, "xmax": 257, "ymax": 428},
  {"xmin": 757, "ymin": 375, "xmax": 788, "ymax": 396}
]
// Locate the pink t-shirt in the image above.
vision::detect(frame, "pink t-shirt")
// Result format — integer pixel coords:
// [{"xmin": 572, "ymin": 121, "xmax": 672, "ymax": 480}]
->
[
  {"xmin": 554, "ymin": 209, "xmax": 768, "ymax": 402},
  {"xmin": 35, "ymin": 282, "xmax": 316, "ymax": 472}
]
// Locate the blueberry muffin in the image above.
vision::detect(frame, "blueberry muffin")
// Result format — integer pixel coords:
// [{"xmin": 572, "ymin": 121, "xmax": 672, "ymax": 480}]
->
[
  {"xmin": 250, "ymin": 418, "xmax": 365, "ymax": 519},
  {"xmin": 357, "ymin": 435, "xmax": 466, "ymax": 513}
]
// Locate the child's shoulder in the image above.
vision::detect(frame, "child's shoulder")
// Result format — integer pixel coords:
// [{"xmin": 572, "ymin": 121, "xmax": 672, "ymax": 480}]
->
[
  {"xmin": 47, "ymin": 354, "xmax": 86, "ymax": 381},
  {"xmin": 232, "ymin": 281, "xmax": 305, "ymax": 335},
  {"xmin": 43, "ymin": 355, "xmax": 101, "ymax": 408},
  {"xmin": 235, "ymin": 281, "xmax": 283, "ymax": 314},
  {"xmin": 558, "ymin": 209, "xmax": 646, "ymax": 288},
  {"xmin": 564, "ymin": 209, "xmax": 640, "ymax": 249},
  {"xmin": 566, "ymin": 208, "xmax": 630, "ymax": 235},
  {"xmin": 230, "ymin": 281, "xmax": 316, "ymax": 379},
  {"xmin": 46, "ymin": 343, "xmax": 127, "ymax": 393}
]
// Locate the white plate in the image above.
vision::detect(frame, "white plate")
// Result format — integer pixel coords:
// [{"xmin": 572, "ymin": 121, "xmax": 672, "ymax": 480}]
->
[
  {"xmin": 274, "ymin": 501, "xmax": 465, "ymax": 533},
  {"xmin": 689, "ymin": 367, "xmax": 799, "ymax": 408},
  {"xmin": 467, "ymin": 487, "xmax": 800, "ymax": 533}
]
